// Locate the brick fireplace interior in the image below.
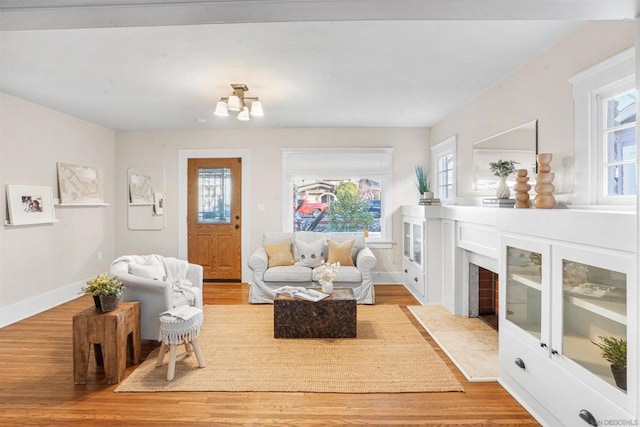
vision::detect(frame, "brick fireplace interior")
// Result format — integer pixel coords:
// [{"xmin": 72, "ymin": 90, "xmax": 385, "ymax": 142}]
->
[{"xmin": 478, "ymin": 266, "xmax": 499, "ymax": 330}]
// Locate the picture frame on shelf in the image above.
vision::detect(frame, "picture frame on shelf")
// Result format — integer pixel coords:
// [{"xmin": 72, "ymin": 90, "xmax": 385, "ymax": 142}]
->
[
  {"xmin": 129, "ymin": 173, "xmax": 154, "ymax": 204},
  {"xmin": 6, "ymin": 185, "xmax": 57, "ymax": 225},
  {"xmin": 57, "ymin": 162, "xmax": 104, "ymax": 204}
]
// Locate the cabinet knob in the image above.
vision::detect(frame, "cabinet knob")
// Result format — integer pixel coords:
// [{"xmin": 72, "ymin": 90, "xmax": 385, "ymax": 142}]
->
[
  {"xmin": 540, "ymin": 342, "xmax": 547, "ymax": 348},
  {"xmin": 578, "ymin": 409, "xmax": 597, "ymax": 426},
  {"xmin": 514, "ymin": 358, "xmax": 526, "ymax": 370},
  {"xmin": 404, "ymin": 269, "xmax": 408, "ymax": 273},
  {"xmin": 414, "ymin": 277, "xmax": 418, "ymax": 282},
  {"xmin": 551, "ymin": 349, "xmax": 558, "ymax": 355}
]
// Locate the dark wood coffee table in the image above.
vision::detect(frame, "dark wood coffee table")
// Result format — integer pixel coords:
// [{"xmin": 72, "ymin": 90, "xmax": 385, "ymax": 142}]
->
[{"xmin": 274, "ymin": 288, "xmax": 357, "ymax": 338}]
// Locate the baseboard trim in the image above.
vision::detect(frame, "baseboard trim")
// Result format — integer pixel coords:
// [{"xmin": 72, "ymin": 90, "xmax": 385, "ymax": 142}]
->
[
  {"xmin": 0, "ymin": 279, "xmax": 85, "ymax": 328},
  {"xmin": 372, "ymin": 271, "xmax": 403, "ymax": 285}
]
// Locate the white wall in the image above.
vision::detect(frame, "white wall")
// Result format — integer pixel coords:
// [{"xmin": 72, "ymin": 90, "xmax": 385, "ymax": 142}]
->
[
  {"xmin": 0, "ymin": 93, "xmax": 115, "ymax": 326},
  {"xmin": 430, "ymin": 21, "xmax": 636, "ymax": 200},
  {"xmin": 114, "ymin": 128, "xmax": 430, "ymax": 279}
]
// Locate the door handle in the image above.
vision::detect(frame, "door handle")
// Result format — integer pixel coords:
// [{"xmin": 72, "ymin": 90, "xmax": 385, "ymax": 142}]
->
[
  {"xmin": 235, "ymin": 215, "xmax": 240, "ymax": 220},
  {"xmin": 235, "ymin": 224, "xmax": 240, "ymax": 230}
]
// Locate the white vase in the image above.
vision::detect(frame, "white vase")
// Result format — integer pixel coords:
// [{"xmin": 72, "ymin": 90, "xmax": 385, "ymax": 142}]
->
[
  {"xmin": 321, "ymin": 280, "xmax": 333, "ymax": 294},
  {"xmin": 496, "ymin": 176, "xmax": 511, "ymax": 199}
]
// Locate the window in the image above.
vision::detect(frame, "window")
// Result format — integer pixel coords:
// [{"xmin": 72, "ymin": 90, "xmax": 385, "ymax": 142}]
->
[
  {"xmin": 282, "ymin": 148, "xmax": 393, "ymax": 247},
  {"xmin": 571, "ymin": 47, "xmax": 636, "ymax": 205},
  {"xmin": 598, "ymin": 87, "xmax": 637, "ymax": 198},
  {"xmin": 431, "ymin": 136, "xmax": 456, "ymax": 200}
]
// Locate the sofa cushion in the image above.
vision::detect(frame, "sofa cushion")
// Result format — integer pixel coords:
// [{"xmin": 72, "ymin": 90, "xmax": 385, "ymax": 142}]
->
[
  {"xmin": 312, "ymin": 265, "xmax": 361, "ymax": 282},
  {"xmin": 327, "ymin": 233, "xmax": 365, "ymax": 260},
  {"xmin": 327, "ymin": 239, "xmax": 355, "ymax": 266},
  {"xmin": 264, "ymin": 265, "xmax": 312, "ymax": 282},
  {"xmin": 295, "ymin": 238, "xmax": 325, "ymax": 268},
  {"xmin": 264, "ymin": 239, "xmax": 295, "ymax": 268}
]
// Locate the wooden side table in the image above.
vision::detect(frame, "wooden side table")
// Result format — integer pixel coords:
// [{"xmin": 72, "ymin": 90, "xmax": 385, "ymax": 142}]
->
[{"xmin": 73, "ymin": 301, "xmax": 141, "ymax": 384}]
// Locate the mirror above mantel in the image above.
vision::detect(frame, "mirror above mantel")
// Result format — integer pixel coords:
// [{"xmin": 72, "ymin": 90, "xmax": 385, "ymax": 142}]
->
[{"xmin": 472, "ymin": 119, "xmax": 538, "ymax": 191}]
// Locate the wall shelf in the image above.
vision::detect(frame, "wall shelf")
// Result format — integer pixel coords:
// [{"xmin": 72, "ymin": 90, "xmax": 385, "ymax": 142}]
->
[
  {"xmin": 5, "ymin": 219, "xmax": 60, "ymax": 226},
  {"xmin": 55, "ymin": 202, "xmax": 109, "ymax": 207}
]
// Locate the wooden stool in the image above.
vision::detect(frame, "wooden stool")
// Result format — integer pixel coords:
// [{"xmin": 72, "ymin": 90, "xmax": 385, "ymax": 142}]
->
[
  {"xmin": 73, "ymin": 301, "xmax": 141, "ymax": 384},
  {"xmin": 155, "ymin": 306, "xmax": 206, "ymax": 381}
]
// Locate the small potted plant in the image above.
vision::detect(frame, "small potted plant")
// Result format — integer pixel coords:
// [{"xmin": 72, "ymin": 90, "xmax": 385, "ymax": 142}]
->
[
  {"xmin": 489, "ymin": 159, "xmax": 518, "ymax": 199},
  {"xmin": 592, "ymin": 335, "xmax": 627, "ymax": 390},
  {"xmin": 415, "ymin": 165, "xmax": 432, "ymax": 200},
  {"xmin": 83, "ymin": 273, "xmax": 125, "ymax": 312}
]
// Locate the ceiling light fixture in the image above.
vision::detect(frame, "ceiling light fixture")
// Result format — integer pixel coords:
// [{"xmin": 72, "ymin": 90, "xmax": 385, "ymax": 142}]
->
[{"xmin": 214, "ymin": 83, "xmax": 264, "ymax": 121}]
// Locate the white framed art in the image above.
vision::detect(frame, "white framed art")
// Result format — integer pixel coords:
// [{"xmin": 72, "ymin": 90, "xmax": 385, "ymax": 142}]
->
[
  {"xmin": 6, "ymin": 185, "xmax": 58, "ymax": 225},
  {"xmin": 57, "ymin": 162, "xmax": 104, "ymax": 205}
]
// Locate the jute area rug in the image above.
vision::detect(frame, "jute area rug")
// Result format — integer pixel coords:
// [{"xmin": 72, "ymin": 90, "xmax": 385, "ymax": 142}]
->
[
  {"xmin": 116, "ymin": 304, "xmax": 463, "ymax": 393},
  {"xmin": 408, "ymin": 305, "xmax": 498, "ymax": 382}
]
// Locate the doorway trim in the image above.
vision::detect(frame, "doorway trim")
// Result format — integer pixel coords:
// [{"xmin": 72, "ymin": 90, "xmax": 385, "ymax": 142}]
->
[{"xmin": 178, "ymin": 149, "xmax": 251, "ymax": 283}]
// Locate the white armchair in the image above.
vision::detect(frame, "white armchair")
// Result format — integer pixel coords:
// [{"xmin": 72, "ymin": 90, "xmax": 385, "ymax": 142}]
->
[{"xmin": 109, "ymin": 255, "xmax": 203, "ymax": 341}]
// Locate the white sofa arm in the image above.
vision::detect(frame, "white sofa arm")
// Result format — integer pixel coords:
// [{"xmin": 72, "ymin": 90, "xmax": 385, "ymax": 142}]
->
[
  {"xmin": 356, "ymin": 247, "xmax": 377, "ymax": 270},
  {"xmin": 248, "ymin": 247, "xmax": 269, "ymax": 273}
]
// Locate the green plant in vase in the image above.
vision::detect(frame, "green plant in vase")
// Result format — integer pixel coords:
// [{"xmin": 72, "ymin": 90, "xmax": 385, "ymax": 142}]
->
[
  {"xmin": 592, "ymin": 335, "xmax": 627, "ymax": 390},
  {"xmin": 82, "ymin": 273, "xmax": 125, "ymax": 312},
  {"xmin": 414, "ymin": 165, "xmax": 432, "ymax": 200},
  {"xmin": 488, "ymin": 159, "xmax": 518, "ymax": 199}
]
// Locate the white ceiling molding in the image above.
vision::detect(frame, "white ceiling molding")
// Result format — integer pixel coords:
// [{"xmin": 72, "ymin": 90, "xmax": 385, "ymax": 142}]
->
[{"xmin": 1, "ymin": 0, "xmax": 639, "ymax": 31}]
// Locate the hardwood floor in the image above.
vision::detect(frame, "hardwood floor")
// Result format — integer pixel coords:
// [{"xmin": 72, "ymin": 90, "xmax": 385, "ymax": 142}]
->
[{"xmin": 0, "ymin": 284, "xmax": 538, "ymax": 426}]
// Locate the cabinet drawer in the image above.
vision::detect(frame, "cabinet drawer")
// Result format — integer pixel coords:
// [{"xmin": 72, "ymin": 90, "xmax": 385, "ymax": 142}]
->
[
  {"xmin": 500, "ymin": 329, "xmax": 634, "ymax": 426},
  {"xmin": 402, "ymin": 259, "xmax": 425, "ymax": 299},
  {"xmin": 500, "ymin": 329, "xmax": 549, "ymax": 404}
]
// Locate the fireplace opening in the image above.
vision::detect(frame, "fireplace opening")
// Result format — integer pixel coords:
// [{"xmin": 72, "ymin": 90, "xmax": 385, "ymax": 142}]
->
[
  {"xmin": 478, "ymin": 267, "xmax": 499, "ymax": 330},
  {"xmin": 469, "ymin": 263, "xmax": 499, "ymax": 331}
]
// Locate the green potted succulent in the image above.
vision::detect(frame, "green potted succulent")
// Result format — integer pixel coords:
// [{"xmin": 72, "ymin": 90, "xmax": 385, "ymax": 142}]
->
[
  {"xmin": 489, "ymin": 159, "xmax": 518, "ymax": 199},
  {"xmin": 592, "ymin": 335, "xmax": 627, "ymax": 390},
  {"xmin": 415, "ymin": 165, "xmax": 432, "ymax": 200},
  {"xmin": 83, "ymin": 273, "xmax": 125, "ymax": 312}
]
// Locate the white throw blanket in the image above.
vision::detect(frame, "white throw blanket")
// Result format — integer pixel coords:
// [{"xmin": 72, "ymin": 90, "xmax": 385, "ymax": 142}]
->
[{"xmin": 112, "ymin": 254, "xmax": 197, "ymax": 306}]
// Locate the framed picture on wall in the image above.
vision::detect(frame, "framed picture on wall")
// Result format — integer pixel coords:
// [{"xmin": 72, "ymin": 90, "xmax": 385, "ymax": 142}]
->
[
  {"xmin": 129, "ymin": 174, "xmax": 154, "ymax": 204},
  {"xmin": 6, "ymin": 185, "xmax": 57, "ymax": 225},
  {"xmin": 57, "ymin": 162, "xmax": 104, "ymax": 204}
]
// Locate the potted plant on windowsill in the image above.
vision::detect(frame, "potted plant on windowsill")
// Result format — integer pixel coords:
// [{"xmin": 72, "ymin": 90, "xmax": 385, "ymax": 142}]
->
[
  {"xmin": 488, "ymin": 159, "xmax": 518, "ymax": 199},
  {"xmin": 83, "ymin": 273, "xmax": 125, "ymax": 312},
  {"xmin": 592, "ymin": 335, "xmax": 627, "ymax": 390},
  {"xmin": 415, "ymin": 165, "xmax": 433, "ymax": 201}
]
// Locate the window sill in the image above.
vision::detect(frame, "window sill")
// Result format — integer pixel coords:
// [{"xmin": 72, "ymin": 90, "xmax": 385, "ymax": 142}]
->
[{"xmin": 366, "ymin": 240, "xmax": 393, "ymax": 249}]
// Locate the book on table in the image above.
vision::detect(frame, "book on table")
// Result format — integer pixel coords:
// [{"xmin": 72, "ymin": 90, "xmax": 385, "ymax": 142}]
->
[{"xmin": 274, "ymin": 286, "xmax": 329, "ymax": 302}]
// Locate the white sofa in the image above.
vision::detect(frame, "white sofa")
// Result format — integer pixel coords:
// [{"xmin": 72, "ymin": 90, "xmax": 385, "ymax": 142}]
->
[
  {"xmin": 109, "ymin": 255, "xmax": 203, "ymax": 341},
  {"xmin": 248, "ymin": 231, "xmax": 376, "ymax": 304}
]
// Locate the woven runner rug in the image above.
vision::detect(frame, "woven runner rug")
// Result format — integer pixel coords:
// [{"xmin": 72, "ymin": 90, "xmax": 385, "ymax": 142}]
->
[{"xmin": 116, "ymin": 304, "xmax": 463, "ymax": 393}]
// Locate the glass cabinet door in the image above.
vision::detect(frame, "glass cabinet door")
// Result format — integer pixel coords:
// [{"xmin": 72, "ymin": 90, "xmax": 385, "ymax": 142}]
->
[
  {"xmin": 403, "ymin": 221, "xmax": 411, "ymax": 259},
  {"xmin": 560, "ymin": 258, "xmax": 628, "ymax": 392},
  {"xmin": 505, "ymin": 245, "xmax": 544, "ymax": 341},
  {"xmin": 412, "ymin": 221, "xmax": 423, "ymax": 268}
]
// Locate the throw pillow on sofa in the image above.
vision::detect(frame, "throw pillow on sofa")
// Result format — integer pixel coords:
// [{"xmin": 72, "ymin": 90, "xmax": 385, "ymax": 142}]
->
[
  {"xmin": 295, "ymin": 239, "xmax": 325, "ymax": 268},
  {"xmin": 327, "ymin": 239, "xmax": 355, "ymax": 266},
  {"xmin": 264, "ymin": 238, "xmax": 295, "ymax": 268}
]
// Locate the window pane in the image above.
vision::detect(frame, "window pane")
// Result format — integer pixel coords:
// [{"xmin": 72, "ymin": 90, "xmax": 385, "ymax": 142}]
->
[
  {"xmin": 606, "ymin": 163, "xmax": 637, "ymax": 196},
  {"xmin": 606, "ymin": 128, "xmax": 637, "ymax": 162},
  {"xmin": 198, "ymin": 167, "xmax": 231, "ymax": 223},
  {"xmin": 606, "ymin": 91, "xmax": 636, "ymax": 128},
  {"xmin": 293, "ymin": 178, "xmax": 380, "ymax": 233}
]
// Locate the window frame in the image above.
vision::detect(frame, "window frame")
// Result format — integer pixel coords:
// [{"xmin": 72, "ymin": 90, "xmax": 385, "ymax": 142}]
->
[
  {"xmin": 571, "ymin": 47, "xmax": 636, "ymax": 206},
  {"xmin": 281, "ymin": 147, "xmax": 393, "ymax": 248},
  {"xmin": 431, "ymin": 136, "xmax": 457, "ymax": 201}
]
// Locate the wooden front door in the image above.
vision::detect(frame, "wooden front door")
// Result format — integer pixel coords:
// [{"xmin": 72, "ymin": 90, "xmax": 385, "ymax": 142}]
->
[{"xmin": 187, "ymin": 158, "xmax": 242, "ymax": 281}]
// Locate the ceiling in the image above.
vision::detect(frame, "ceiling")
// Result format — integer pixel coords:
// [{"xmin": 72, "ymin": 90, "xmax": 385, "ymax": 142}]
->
[{"xmin": 0, "ymin": 1, "xmax": 637, "ymax": 131}]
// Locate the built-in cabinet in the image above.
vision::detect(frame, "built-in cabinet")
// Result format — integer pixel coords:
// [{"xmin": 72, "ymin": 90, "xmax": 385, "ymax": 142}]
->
[
  {"xmin": 500, "ymin": 233, "xmax": 636, "ymax": 425},
  {"xmin": 401, "ymin": 205, "xmax": 442, "ymax": 305}
]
